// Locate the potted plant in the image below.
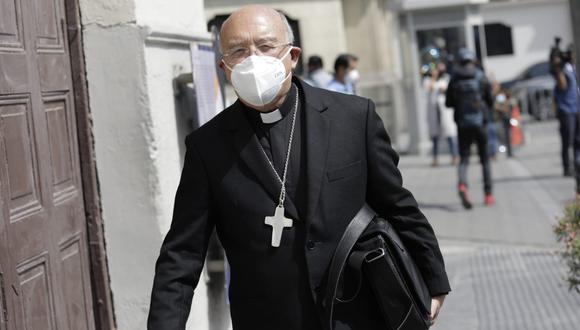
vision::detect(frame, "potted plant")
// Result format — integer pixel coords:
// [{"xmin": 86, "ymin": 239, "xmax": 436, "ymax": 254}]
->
[{"xmin": 554, "ymin": 202, "xmax": 580, "ymax": 293}]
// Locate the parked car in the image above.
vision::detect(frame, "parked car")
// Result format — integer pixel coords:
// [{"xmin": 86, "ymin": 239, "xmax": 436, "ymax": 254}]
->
[{"xmin": 501, "ymin": 61, "xmax": 555, "ymax": 121}]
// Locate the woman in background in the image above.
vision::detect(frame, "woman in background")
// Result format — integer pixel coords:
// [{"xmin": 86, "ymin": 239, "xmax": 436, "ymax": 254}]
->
[{"xmin": 425, "ymin": 62, "xmax": 459, "ymax": 166}]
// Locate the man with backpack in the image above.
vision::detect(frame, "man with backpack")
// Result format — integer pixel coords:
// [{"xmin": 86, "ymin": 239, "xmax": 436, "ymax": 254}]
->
[{"xmin": 446, "ymin": 48, "xmax": 495, "ymax": 209}]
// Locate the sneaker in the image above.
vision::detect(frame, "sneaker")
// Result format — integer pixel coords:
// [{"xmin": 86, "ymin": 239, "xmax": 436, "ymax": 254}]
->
[
  {"xmin": 484, "ymin": 194, "xmax": 495, "ymax": 206},
  {"xmin": 458, "ymin": 184, "xmax": 473, "ymax": 209}
]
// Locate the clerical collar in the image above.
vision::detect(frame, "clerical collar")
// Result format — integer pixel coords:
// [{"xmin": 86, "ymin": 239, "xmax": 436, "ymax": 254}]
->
[
  {"xmin": 260, "ymin": 109, "xmax": 283, "ymax": 124},
  {"xmin": 243, "ymin": 85, "xmax": 297, "ymax": 125}
]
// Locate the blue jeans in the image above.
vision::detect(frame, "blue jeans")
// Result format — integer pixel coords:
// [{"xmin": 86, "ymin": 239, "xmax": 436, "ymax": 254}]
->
[
  {"xmin": 432, "ymin": 136, "xmax": 458, "ymax": 158},
  {"xmin": 487, "ymin": 122, "xmax": 498, "ymax": 157}
]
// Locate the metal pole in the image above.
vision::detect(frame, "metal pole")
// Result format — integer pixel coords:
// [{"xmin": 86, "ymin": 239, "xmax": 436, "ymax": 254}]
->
[{"xmin": 570, "ymin": 0, "xmax": 580, "ymax": 77}]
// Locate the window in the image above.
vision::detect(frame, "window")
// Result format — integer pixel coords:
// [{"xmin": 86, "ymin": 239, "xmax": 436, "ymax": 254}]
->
[{"xmin": 484, "ymin": 23, "xmax": 514, "ymax": 56}]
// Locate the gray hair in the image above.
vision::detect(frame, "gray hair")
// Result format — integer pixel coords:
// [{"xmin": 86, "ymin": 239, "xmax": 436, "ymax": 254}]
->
[{"xmin": 277, "ymin": 10, "xmax": 294, "ymax": 44}]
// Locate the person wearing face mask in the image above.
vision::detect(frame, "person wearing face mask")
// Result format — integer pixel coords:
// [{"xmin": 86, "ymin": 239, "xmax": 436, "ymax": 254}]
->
[
  {"xmin": 148, "ymin": 5, "xmax": 449, "ymax": 330},
  {"xmin": 327, "ymin": 54, "xmax": 358, "ymax": 95},
  {"xmin": 306, "ymin": 55, "xmax": 333, "ymax": 89},
  {"xmin": 347, "ymin": 54, "xmax": 360, "ymax": 94}
]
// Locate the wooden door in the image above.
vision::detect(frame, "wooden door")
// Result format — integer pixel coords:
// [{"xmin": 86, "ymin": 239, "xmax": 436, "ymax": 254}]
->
[{"xmin": 0, "ymin": 0, "xmax": 96, "ymax": 329}]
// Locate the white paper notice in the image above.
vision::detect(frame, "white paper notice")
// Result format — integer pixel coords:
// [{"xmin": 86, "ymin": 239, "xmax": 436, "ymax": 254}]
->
[{"xmin": 190, "ymin": 43, "xmax": 224, "ymax": 127}]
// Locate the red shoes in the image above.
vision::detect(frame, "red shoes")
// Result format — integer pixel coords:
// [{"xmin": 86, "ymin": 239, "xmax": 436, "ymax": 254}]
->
[
  {"xmin": 484, "ymin": 194, "xmax": 495, "ymax": 206},
  {"xmin": 459, "ymin": 185, "xmax": 495, "ymax": 208}
]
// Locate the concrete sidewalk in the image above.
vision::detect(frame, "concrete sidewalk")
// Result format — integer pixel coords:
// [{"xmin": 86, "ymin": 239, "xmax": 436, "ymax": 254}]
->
[{"xmin": 398, "ymin": 120, "xmax": 580, "ymax": 330}]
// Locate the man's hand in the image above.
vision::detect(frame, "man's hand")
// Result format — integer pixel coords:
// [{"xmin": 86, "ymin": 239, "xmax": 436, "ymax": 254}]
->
[{"xmin": 429, "ymin": 295, "xmax": 446, "ymax": 325}]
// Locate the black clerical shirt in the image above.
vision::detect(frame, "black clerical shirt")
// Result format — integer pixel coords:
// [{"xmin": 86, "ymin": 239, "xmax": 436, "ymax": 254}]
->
[
  {"xmin": 241, "ymin": 84, "xmax": 322, "ymax": 329},
  {"xmin": 242, "ymin": 84, "xmax": 308, "ymax": 221}
]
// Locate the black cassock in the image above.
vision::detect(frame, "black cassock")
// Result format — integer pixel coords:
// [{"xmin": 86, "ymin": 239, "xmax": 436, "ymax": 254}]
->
[
  {"xmin": 240, "ymin": 85, "xmax": 322, "ymax": 328},
  {"xmin": 148, "ymin": 78, "xmax": 451, "ymax": 330}
]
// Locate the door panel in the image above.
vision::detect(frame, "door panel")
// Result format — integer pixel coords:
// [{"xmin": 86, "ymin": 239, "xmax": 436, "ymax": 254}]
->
[
  {"xmin": 44, "ymin": 94, "xmax": 77, "ymax": 203},
  {"xmin": 60, "ymin": 235, "xmax": 90, "ymax": 330},
  {"xmin": 0, "ymin": 0, "xmax": 96, "ymax": 328},
  {"xmin": 0, "ymin": 96, "xmax": 43, "ymax": 221},
  {"xmin": 17, "ymin": 254, "xmax": 56, "ymax": 330},
  {"xmin": 0, "ymin": 0, "xmax": 24, "ymax": 50},
  {"xmin": 33, "ymin": 0, "xmax": 62, "ymax": 51}
]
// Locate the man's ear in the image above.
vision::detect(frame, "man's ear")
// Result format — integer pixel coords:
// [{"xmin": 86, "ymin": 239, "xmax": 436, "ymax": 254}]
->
[
  {"xmin": 290, "ymin": 47, "xmax": 302, "ymax": 70},
  {"xmin": 218, "ymin": 60, "xmax": 226, "ymax": 71}
]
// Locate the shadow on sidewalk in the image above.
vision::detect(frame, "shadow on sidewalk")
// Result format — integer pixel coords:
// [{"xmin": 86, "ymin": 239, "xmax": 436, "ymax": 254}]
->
[
  {"xmin": 493, "ymin": 173, "xmax": 565, "ymax": 184},
  {"xmin": 418, "ymin": 202, "xmax": 464, "ymax": 212}
]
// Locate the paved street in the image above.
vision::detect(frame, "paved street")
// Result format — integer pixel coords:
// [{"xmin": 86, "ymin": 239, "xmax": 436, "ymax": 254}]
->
[
  {"xmin": 194, "ymin": 119, "xmax": 580, "ymax": 330},
  {"xmin": 401, "ymin": 119, "xmax": 580, "ymax": 330}
]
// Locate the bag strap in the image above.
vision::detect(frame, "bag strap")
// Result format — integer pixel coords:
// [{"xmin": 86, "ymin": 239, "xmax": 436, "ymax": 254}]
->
[{"xmin": 324, "ymin": 204, "xmax": 376, "ymax": 330}]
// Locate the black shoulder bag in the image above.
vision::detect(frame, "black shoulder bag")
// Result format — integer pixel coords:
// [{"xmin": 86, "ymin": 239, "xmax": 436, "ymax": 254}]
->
[{"xmin": 324, "ymin": 204, "xmax": 432, "ymax": 330}]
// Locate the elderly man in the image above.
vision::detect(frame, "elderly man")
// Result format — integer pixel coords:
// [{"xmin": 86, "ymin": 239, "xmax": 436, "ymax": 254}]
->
[{"xmin": 148, "ymin": 5, "xmax": 450, "ymax": 330}]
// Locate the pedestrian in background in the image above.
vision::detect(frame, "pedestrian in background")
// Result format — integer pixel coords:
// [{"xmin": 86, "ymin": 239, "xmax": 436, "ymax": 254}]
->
[
  {"xmin": 327, "ymin": 53, "xmax": 357, "ymax": 95},
  {"xmin": 347, "ymin": 53, "xmax": 360, "ymax": 94},
  {"xmin": 305, "ymin": 55, "xmax": 333, "ymax": 89},
  {"xmin": 424, "ymin": 62, "xmax": 458, "ymax": 166},
  {"xmin": 551, "ymin": 44, "xmax": 579, "ymax": 185},
  {"xmin": 493, "ymin": 89, "xmax": 515, "ymax": 158},
  {"xmin": 446, "ymin": 48, "xmax": 495, "ymax": 209},
  {"xmin": 487, "ymin": 111, "xmax": 498, "ymax": 160}
]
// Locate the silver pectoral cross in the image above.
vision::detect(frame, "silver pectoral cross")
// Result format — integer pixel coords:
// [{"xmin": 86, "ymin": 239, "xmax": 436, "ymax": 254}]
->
[{"xmin": 264, "ymin": 206, "xmax": 293, "ymax": 247}]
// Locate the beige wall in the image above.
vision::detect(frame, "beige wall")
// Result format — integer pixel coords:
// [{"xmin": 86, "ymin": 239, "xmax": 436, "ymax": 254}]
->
[
  {"xmin": 204, "ymin": 0, "xmax": 347, "ymax": 75},
  {"xmin": 342, "ymin": 0, "xmax": 399, "ymax": 77},
  {"xmin": 341, "ymin": 0, "xmax": 408, "ymax": 148}
]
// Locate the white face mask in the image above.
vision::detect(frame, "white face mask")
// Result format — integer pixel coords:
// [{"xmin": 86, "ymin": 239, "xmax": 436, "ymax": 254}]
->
[
  {"xmin": 347, "ymin": 69, "xmax": 360, "ymax": 84},
  {"xmin": 225, "ymin": 48, "xmax": 292, "ymax": 107}
]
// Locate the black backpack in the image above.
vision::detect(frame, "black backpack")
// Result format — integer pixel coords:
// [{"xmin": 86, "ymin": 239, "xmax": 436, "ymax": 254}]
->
[{"xmin": 453, "ymin": 70, "xmax": 486, "ymax": 127}]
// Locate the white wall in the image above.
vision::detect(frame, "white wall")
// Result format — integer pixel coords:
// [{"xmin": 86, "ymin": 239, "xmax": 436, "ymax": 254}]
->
[
  {"xmin": 392, "ymin": 0, "xmax": 488, "ymax": 11},
  {"xmin": 136, "ymin": 0, "xmax": 206, "ymax": 35},
  {"xmin": 80, "ymin": 0, "xmax": 210, "ymax": 328},
  {"xmin": 482, "ymin": 0, "xmax": 573, "ymax": 82},
  {"xmin": 204, "ymin": 0, "xmax": 347, "ymax": 76},
  {"xmin": 136, "ymin": 1, "xmax": 212, "ymax": 329}
]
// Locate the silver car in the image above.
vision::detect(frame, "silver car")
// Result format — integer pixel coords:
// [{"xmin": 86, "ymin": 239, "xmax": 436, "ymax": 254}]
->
[{"xmin": 502, "ymin": 62, "xmax": 555, "ymax": 121}]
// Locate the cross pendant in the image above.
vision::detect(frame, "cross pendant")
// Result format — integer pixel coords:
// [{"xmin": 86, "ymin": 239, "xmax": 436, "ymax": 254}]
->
[{"xmin": 264, "ymin": 206, "xmax": 293, "ymax": 247}]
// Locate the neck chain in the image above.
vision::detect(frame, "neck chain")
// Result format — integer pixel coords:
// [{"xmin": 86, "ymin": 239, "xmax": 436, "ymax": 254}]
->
[{"xmin": 258, "ymin": 84, "xmax": 299, "ymax": 207}]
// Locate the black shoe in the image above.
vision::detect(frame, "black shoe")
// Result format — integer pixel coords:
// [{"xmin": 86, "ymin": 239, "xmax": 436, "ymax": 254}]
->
[
  {"xmin": 564, "ymin": 169, "xmax": 573, "ymax": 177},
  {"xmin": 458, "ymin": 184, "xmax": 473, "ymax": 210}
]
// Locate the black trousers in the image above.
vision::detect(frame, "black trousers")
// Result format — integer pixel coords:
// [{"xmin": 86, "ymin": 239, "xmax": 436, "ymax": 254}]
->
[
  {"xmin": 501, "ymin": 118, "xmax": 513, "ymax": 157},
  {"xmin": 558, "ymin": 112, "xmax": 580, "ymax": 172},
  {"xmin": 558, "ymin": 111, "xmax": 580, "ymax": 192},
  {"xmin": 457, "ymin": 125, "xmax": 492, "ymax": 194}
]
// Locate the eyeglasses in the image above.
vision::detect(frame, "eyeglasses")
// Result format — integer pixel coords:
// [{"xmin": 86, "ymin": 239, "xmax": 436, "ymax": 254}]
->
[{"xmin": 222, "ymin": 42, "xmax": 292, "ymax": 66}]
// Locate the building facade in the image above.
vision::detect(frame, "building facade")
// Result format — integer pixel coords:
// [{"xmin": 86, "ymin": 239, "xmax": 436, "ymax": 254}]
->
[
  {"xmin": 0, "ymin": 0, "xmax": 575, "ymax": 329},
  {"xmin": 394, "ymin": 0, "xmax": 573, "ymax": 152},
  {"xmin": 1, "ymin": 0, "xmax": 210, "ymax": 329}
]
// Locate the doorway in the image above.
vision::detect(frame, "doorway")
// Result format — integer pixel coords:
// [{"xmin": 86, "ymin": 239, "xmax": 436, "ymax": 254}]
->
[{"xmin": 0, "ymin": 0, "xmax": 113, "ymax": 329}]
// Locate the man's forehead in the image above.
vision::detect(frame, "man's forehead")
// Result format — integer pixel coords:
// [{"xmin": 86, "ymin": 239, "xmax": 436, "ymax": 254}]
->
[
  {"xmin": 221, "ymin": 7, "xmax": 286, "ymax": 46},
  {"xmin": 224, "ymin": 34, "xmax": 281, "ymax": 47}
]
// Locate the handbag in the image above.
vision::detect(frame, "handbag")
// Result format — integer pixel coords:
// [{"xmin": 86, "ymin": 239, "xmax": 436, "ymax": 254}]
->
[{"xmin": 324, "ymin": 204, "xmax": 432, "ymax": 330}]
